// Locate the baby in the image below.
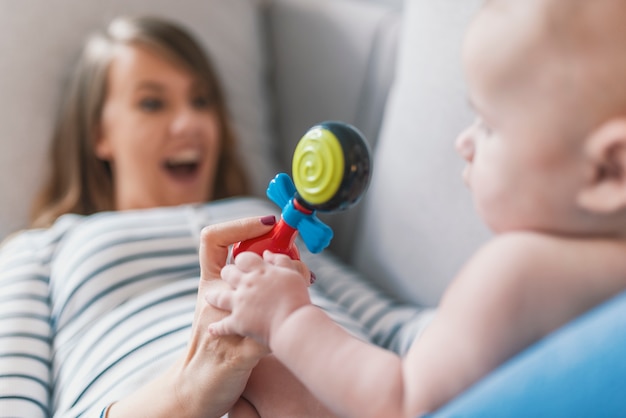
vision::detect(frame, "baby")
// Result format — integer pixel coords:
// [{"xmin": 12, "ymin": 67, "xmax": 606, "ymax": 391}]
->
[{"xmin": 204, "ymin": 0, "xmax": 626, "ymax": 416}]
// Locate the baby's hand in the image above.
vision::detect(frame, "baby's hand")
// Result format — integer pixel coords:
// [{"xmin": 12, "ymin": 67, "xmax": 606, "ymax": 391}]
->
[{"xmin": 205, "ymin": 250, "xmax": 312, "ymax": 347}]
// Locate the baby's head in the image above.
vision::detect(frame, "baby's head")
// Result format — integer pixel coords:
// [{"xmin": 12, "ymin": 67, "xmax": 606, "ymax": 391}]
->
[{"xmin": 457, "ymin": 0, "xmax": 626, "ymax": 237}]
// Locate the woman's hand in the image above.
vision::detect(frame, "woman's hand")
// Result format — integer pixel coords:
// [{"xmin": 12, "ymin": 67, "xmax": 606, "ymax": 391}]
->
[
  {"xmin": 108, "ymin": 216, "xmax": 277, "ymax": 418},
  {"xmin": 180, "ymin": 217, "xmax": 282, "ymax": 416}
]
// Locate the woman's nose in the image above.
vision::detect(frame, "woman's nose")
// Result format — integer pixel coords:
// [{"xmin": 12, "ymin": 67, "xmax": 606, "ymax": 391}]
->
[
  {"xmin": 455, "ymin": 126, "xmax": 475, "ymax": 162},
  {"xmin": 171, "ymin": 107, "xmax": 200, "ymax": 138}
]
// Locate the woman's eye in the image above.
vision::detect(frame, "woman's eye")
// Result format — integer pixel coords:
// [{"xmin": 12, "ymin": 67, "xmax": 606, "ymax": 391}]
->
[
  {"xmin": 191, "ymin": 95, "xmax": 214, "ymax": 109},
  {"xmin": 192, "ymin": 96, "xmax": 208, "ymax": 109},
  {"xmin": 191, "ymin": 90, "xmax": 215, "ymax": 109},
  {"xmin": 139, "ymin": 97, "xmax": 164, "ymax": 112}
]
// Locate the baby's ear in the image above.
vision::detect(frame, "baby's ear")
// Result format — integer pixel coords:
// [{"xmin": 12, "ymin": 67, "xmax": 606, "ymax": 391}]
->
[{"xmin": 577, "ymin": 118, "xmax": 626, "ymax": 213}]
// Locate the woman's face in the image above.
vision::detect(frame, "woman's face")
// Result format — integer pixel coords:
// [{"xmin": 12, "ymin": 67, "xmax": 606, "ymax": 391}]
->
[{"xmin": 95, "ymin": 43, "xmax": 221, "ymax": 211}]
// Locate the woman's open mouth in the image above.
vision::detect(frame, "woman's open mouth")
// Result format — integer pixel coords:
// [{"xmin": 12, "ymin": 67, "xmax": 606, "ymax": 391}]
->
[{"xmin": 163, "ymin": 149, "xmax": 201, "ymax": 181}]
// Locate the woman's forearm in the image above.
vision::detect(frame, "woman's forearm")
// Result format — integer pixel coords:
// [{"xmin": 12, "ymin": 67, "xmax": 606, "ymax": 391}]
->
[
  {"xmin": 106, "ymin": 365, "xmax": 186, "ymax": 418},
  {"xmin": 107, "ymin": 355, "xmax": 254, "ymax": 418}
]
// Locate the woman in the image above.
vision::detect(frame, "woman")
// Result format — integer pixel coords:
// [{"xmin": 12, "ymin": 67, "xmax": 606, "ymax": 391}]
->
[
  {"xmin": 30, "ymin": 15, "xmax": 247, "ymax": 227},
  {"xmin": 0, "ymin": 16, "xmax": 340, "ymax": 417}
]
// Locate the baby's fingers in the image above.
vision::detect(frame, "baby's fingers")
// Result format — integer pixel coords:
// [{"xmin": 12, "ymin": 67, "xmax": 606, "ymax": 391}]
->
[
  {"xmin": 207, "ymin": 318, "xmax": 237, "ymax": 337},
  {"xmin": 262, "ymin": 251, "xmax": 294, "ymax": 267},
  {"xmin": 233, "ymin": 251, "xmax": 265, "ymax": 272},
  {"xmin": 263, "ymin": 251, "xmax": 312, "ymax": 286},
  {"xmin": 221, "ymin": 264, "xmax": 251, "ymax": 289},
  {"xmin": 205, "ymin": 286, "xmax": 234, "ymax": 312}
]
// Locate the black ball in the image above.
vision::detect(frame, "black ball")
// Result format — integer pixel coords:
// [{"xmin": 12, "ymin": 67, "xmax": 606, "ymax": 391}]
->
[{"xmin": 291, "ymin": 121, "xmax": 372, "ymax": 212}]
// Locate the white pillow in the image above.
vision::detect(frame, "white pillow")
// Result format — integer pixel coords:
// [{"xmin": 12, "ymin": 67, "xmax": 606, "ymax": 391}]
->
[
  {"xmin": 352, "ymin": 0, "xmax": 491, "ymax": 307},
  {"xmin": 0, "ymin": 0, "xmax": 276, "ymax": 240}
]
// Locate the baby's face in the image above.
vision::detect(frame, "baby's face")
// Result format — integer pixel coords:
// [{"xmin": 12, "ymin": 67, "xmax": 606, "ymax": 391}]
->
[{"xmin": 456, "ymin": 1, "xmax": 589, "ymax": 235}]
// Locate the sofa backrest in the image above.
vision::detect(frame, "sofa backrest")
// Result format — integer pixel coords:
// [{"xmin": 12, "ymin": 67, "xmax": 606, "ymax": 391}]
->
[{"xmin": 352, "ymin": 0, "xmax": 491, "ymax": 307}]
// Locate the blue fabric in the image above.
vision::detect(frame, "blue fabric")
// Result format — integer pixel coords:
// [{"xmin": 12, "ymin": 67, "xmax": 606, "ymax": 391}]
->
[{"xmin": 429, "ymin": 290, "xmax": 626, "ymax": 417}]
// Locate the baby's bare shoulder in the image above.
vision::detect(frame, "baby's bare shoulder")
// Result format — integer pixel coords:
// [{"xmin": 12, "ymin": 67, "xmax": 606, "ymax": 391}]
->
[
  {"xmin": 445, "ymin": 232, "xmax": 626, "ymax": 336},
  {"xmin": 448, "ymin": 232, "xmax": 568, "ymax": 296},
  {"xmin": 475, "ymin": 231, "xmax": 626, "ymax": 281}
]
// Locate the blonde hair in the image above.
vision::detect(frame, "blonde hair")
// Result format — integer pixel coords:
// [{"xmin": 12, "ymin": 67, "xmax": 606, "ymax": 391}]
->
[{"xmin": 30, "ymin": 16, "xmax": 248, "ymax": 228}]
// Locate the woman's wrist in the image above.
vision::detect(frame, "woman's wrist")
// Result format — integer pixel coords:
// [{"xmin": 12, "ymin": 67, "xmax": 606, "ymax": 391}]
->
[
  {"xmin": 106, "ymin": 362, "xmax": 197, "ymax": 418},
  {"xmin": 175, "ymin": 348, "xmax": 259, "ymax": 417},
  {"xmin": 107, "ymin": 357, "xmax": 244, "ymax": 418}
]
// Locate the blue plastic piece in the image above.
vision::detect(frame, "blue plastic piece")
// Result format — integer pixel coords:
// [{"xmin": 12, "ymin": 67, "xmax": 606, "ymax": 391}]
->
[
  {"xmin": 266, "ymin": 173, "xmax": 334, "ymax": 254},
  {"xmin": 267, "ymin": 173, "xmax": 296, "ymax": 209}
]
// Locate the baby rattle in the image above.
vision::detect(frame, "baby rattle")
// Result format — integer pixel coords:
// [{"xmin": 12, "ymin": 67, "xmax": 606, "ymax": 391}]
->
[{"xmin": 232, "ymin": 121, "xmax": 372, "ymax": 260}]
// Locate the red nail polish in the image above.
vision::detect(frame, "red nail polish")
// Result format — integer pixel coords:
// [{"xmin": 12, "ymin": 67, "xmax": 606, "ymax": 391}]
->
[
  {"xmin": 260, "ymin": 215, "xmax": 276, "ymax": 226},
  {"xmin": 310, "ymin": 271, "xmax": 317, "ymax": 285}
]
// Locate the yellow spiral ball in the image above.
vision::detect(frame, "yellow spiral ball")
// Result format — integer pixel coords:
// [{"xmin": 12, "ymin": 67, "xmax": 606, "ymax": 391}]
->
[{"xmin": 292, "ymin": 127, "xmax": 344, "ymax": 205}]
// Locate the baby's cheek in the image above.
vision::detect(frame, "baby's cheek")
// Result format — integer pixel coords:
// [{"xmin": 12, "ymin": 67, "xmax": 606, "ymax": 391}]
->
[{"xmin": 471, "ymin": 174, "xmax": 512, "ymax": 232}]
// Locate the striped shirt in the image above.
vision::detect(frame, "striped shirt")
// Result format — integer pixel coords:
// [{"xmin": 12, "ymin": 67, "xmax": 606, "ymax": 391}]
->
[{"xmin": 0, "ymin": 197, "xmax": 432, "ymax": 417}]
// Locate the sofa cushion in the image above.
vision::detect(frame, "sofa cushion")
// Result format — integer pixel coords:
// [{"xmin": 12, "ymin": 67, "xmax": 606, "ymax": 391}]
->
[
  {"xmin": 266, "ymin": 0, "xmax": 400, "ymax": 166},
  {"xmin": 352, "ymin": 0, "xmax": 490, "ymax": 307},
  {"xmin": 0, "ymin": 0, "xmax": 276, "ymax": 240}
]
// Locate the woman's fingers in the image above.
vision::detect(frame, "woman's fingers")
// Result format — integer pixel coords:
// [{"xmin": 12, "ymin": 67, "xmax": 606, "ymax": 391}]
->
[{"xmin": 200, "ymin": 216, "xmax": 276, "ymax": 280}]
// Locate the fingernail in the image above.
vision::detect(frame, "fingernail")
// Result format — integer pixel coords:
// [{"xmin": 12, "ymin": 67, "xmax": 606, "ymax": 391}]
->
[
  {"xmin": 260, "ymin": 215, "xmax": 276, "ymax": 226},
  {"xmin": 310, "ymin": 271, "xmax": 317, "ymax": 285}
]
